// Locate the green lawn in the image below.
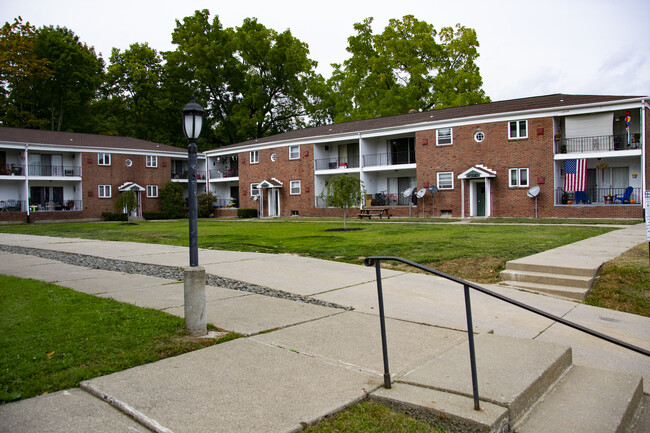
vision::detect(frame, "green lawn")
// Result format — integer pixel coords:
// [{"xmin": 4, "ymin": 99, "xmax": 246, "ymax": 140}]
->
[
  {"xmin": 0, "ymin": 275, "xmax": 238, "ymax": 404},
  {"xmin": 0, "ymin": 219, "xmax": 616, "ymax": 284}
]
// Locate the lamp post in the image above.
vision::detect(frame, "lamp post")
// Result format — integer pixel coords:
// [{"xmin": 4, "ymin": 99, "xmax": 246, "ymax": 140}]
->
[
  {"xmin": 181, "ymin": 97, "xmax": 206, "ymax": 336},
  {"xmin": 182, "ymin": 97, "xmax": 204, "ymax": 267}
]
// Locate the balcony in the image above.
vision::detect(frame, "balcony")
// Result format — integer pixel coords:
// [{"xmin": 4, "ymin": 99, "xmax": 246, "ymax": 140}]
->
[
  {"xmin": 209, "ymin": 167, "xmax": 238, "ymax": 179},
  {"xmin": 0, "ymin": 164, "xmax": 25, "ymax": 176},
  {"xmin": 555, "ymin": 187, "xmax": 641, "ymax": 205},
  {"xmin": 314, "ymin": 156, "xmax": 360, "ymax": 171},
  {"xmin": 28, "ymin": 165, "xmax": 81, "ymax": 177},
  {"xmin": 363, "ymin": 151, "xmax": 416, "ymax": 167},
  {"xmin": 172, "ymin": 170, "xmax": 207, "ymax": 180},
  {"xmin": 555, "ymin": 135, "xmax": 641, "ymax": 154}
]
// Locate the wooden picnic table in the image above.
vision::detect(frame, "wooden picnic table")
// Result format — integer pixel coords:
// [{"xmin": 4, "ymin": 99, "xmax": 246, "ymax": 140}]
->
[{"xmin": 358, "ymin": 208, "xmax": 391, "ymax": 219}]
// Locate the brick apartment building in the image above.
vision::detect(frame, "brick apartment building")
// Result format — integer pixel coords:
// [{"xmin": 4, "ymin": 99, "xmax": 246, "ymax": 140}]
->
[
  {"xmin": 0, "ymin": 128, "xmax": 206, "ymax": 223},
  {"xmin": 1, "ymin": 93, "xmax": 648, "ymax": 222},
  {"xmin": 206, "ymin": 94, "xmax": 648, "ymax": 219}
]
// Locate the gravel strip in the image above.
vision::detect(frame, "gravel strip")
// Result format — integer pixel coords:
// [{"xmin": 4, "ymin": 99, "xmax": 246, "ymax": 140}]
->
[{"xmin": 0, "ymin": 244, "xmax": 353, "ymax": 311}]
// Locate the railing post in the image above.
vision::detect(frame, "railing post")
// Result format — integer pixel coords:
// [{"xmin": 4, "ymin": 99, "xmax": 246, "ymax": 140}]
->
[
  {"xmin": 463, "ymin": 284, "xmax": 480, "ymax": 411},
  {"xmin": 374, "ymin": 260, "xmax": 391, "ymax": 389}
]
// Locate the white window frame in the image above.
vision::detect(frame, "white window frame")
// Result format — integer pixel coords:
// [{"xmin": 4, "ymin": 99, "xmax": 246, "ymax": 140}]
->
[
  {"xmin": 146, "ymin": 155, "xmax": 158, "ymax": 168},
  {"xmin": 509, "ymin": 168, "xmax": 529, "ymax": 188},
  {"xmin": 98, "ymin": 184, "xmax": 111, "ymax": 198},
  {"xmin": 146, "ymin": 185, "xmax": 158, "ymax": 198},
  {"xmin": 290, "ymin": 180, "xmax": 301, "ymax": 195},
  {"xmin": 437, "ymin": 171, "xmax": 454, "ymax": 190},
  {"xmin": 250, "ymin": 150, "xmax": 259, "ymax": 164},
  {"xmin": 289, "ymin": 145, "xmax": 300, "ymax": 160},
  {"xmin": 436, "ymin": 128, "xmax": 453, "ymax": 146},
  {"xmin": 508, "ymin": 120, "xmax": 528, "ymax": 139},
  {"xmin": 98, "ymin": 153, "xmax": 111, "ymax": 166},
  {"xmin": 250, "ymin": 183, "xmax": 260, "ymax": 196}
]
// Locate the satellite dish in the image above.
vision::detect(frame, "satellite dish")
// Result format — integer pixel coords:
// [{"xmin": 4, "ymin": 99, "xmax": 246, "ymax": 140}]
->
[
  {"xmin": 416, "ymin": 188, "xmax": 427, "ymax": 198},
  {"xmin": 428, "ymin": 186, "xmax": 439, "ymax": 195},
  {"xmin": 526, "ymin": 186, "xmax": 540, "ymax": 198},
  {"xmin": 402, "ymin": 187, "xmax": 415, "ymax": 197}
]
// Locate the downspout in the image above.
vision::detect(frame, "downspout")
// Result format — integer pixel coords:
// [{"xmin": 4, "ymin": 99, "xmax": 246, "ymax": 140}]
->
[
  {"xmin": 24, "ymin": 144, "xmax": 30, "ymax": 223},
  {"xmin": 642, "ymin": 101, "xmax": 647, "ymax": 209}
]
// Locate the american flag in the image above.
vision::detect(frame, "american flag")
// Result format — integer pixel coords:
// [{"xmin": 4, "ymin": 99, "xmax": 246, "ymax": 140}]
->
[{"xmin": 564, "ymin": 159, "xmax": 587, "ymax": 191}]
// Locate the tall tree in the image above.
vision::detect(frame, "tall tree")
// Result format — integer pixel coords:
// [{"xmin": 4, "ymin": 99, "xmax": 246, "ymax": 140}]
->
[
  {"xmin": 0, "ymin": 17, "xmax": 51, "ymax": 128},
  {"xmin": 33, "ymin": 25, "xmax": 104, "ymax": 131},
  {"xmin": 318, "ymin": 16, "xmax": 489, "ymax": 123},
  {"xmin": 165, "ymin": 10, "xmax": 321, "ymax": 147}
]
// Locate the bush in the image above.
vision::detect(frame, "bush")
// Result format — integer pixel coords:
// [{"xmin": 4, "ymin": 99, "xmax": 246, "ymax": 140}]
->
[
  {"xmin": 237, "ymin": 208, "xmax": 258, "ymax": 218},
  {"xmin": 159, "ymin": 182, "xmax": 184, "ymax": 218},
  {"xmin": 102, "ymin": 212, "xmax": 127, "ymax": 221},
  {"xmin": 197, "ymin": 192, "xmax": 216, "ymax": 218},
  {"xmin": 143, "ymin": 211, "xmax": 171, "ymax": 220}
]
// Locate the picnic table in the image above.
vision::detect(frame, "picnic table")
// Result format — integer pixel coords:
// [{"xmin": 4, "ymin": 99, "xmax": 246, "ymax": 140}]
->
[{"xmin": 358, "ymin": 208, "xmax": 391, "ymax": 219}]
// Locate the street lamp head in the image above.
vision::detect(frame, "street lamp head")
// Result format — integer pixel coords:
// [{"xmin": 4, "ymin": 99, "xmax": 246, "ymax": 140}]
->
[{"xmin": 182, "ymin": 97, "xmax": 204, "ymax": 141}]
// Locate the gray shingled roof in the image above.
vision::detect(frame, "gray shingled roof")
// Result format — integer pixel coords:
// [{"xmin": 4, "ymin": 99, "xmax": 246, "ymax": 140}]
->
[
  {"xmin": 0, "ymin": 127, "xmax": 187, "ymax": 154},
  {"xmin": 217, "ymin": 93, "xmax": 644, "ymax": 150}
]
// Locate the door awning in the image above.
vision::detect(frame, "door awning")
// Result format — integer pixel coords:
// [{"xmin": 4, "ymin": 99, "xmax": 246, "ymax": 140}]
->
[
  {"xmin": 258, "ymin": 178, "xmax": 283, "ymax": 188},
  {"xmin": 457, "ymin": 165, "xmax": 497, "ymax": 179},
  {"xmin": 118, "ymin": 182, "xmax": 145, "ymax": 192}
]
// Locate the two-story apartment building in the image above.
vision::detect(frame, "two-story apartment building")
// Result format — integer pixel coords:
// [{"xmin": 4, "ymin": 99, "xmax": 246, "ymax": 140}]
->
[
  {"xmin": 205, "ymin": 94, "xmax": 648, "ymax": 219},
  {"xmin": 0, "ymin": 128, "xmax": 206, "ymax": 223}
]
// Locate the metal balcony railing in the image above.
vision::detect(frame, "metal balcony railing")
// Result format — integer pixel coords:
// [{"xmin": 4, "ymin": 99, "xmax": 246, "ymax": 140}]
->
[
  {"xmin": 555, "ymin": 134, "xmax": 641, "ymax": 154},
  {"xmin": 28, "ymin": 165, "xmax": 81, "ymax": 177},
  {"xmin": 363, "ymin": 151, "xmax": 416, "ymax": 167},
  {"xmin": 26, "ymin": 200, "xmax": 82, "ymax": 212},
  {"xmin": 209, "ymin": 167, "xmax": 239, "ymax": 179},
  {"xmin": 0, "ymin": 199, "xmax": 25, "ymax": 212},
  {"xmin": 314, "ymin": 156, "xmax": 360, "ymax": 170},
  {"xmin": 172, "ymin": 170, "xmax": 207, "ymax": 180},
  {"xmin": 555, "ymin": 187, "xmax": 641, "ymax": 205},
  {"xmin": 364, "ymin": 256, "xmax": 650, "ymax": 411},
  {"xmin": 0, "ymin": 164, "xmax": 25, "ymax": 176}
]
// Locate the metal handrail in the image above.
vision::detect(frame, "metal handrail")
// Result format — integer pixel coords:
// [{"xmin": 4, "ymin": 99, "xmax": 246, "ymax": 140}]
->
[{"xmin": 363, "ymin": 255, "xmax": 650, "ymax": 411}]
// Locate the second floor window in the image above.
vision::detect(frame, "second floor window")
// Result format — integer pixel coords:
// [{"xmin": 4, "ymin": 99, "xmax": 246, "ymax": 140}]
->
[
  {"xmin": 289, "ymin": 145, "xmax": 300, "ymax": 160},
  {"xmin": 98, "ymin": 153, "xmax": 111, "ymax": 166},
  {"xmin": 509, "ymin": 120, "xmax": 528, "ymax": 139},
  {"xmin": 146, "ymin": 155, "xmax": 158, "ymax": 167},
  {"xmin": 250, "ymin": 150, "xmax": 259, "ymax": 164},
  {"xmin": 436, "ymin": 128, "xmax": 453, "ymax": 146}
]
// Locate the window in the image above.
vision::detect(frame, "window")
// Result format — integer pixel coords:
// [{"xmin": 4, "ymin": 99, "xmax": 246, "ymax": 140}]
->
[
  {"xmin": 508, "ymin": 120, "xmax": 528, "ymax": 139},
  {"xmin": 437, "ymin": 172, "xmax": 454, "ymax": 190},
  {"xmin": 98, "ymin": 153, "xmax": 111, "ymax": 166},
  {"xmin": 290, "ymin": 180, "xmax": 301, "ymax": 195},
  {"xmin": 509, "ymin": 168, "xmax": 529, "ymax": 187},
  {"xmin": 147, "ymin": 185, "xmax": 158, "ymax": 198},
  {"xmin": 289, "ymin": 145, "xmax": 300, "ymax": 160},
  {"xmin": 250, "ymin": 150, "xmax": 259, "ymax": 164},
  {"xmin": 474, "ymin": 131, "xmax": 485, "ymax": 143},
  {"xmin": 146, "ymin": 155, "xmax": 158, "ymax": 167},
  {"xmin": 250, "ymin": 183, "xmax": 260, "ymax": 196},
  {"xmin": 98, "ymin": 185, "xmax": 111, "ymax": 198},
  {"xmin": 436, "ymin": 128, "xmax": 453, "ymax": 146}
]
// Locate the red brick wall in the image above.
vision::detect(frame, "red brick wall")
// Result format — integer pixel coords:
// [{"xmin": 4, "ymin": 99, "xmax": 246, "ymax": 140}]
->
[
  {"xmin": 81, "ymin": 152, "xmax": 172, "ymax": 217},
  {"xmin": 238, "ymin": 145, "xmax": 316, "ymax": 217}
]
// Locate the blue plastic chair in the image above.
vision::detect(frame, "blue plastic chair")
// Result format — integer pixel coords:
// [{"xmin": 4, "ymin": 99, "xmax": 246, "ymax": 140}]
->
[{"xmin": 613, "ymin": 187, "xmax": 633, "ymax": 204}]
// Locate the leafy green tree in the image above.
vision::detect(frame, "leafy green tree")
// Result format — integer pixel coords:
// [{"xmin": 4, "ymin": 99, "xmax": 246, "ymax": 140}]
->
[
  {"xmin": 33, "ymin": 25, "xmax": 104, "ymax": 131},
  {"xmin": 319, "ymin": 175, "xmax": 365, "ymax": 230},
  {"xmin": 114, "ymin": 190, "xmax": 138, "ymax": 215},
  {"xmin": 159, "ymin": 181, "xmax": 185, "ymax": 218},
  {"xmin": 165, "ymin": 10, "xmax": 321, "ymax": 147},
  {"xmin": 318, "ymin": 16, "xmax": 489, "ymax": 123},
  {"xmin": 0, "ymin": 17, "xmax": 52, "ymax": 128}
]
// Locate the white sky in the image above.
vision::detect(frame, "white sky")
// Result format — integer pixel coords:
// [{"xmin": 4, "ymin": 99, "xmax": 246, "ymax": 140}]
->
[{"xmin": 2, "ymin": 0, "xmax": 649, "ymax": 102}]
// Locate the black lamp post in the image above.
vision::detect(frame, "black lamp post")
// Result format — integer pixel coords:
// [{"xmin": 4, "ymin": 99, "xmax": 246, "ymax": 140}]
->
[{"xmin": 182, "ymin": 97, "xmax": 204, "ymax": 267}]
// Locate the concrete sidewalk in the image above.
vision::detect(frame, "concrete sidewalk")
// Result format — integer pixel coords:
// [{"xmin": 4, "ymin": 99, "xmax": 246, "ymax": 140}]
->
[{"xmin": 0, "ymin": 225, "xmax": 649, "ymax": 432}]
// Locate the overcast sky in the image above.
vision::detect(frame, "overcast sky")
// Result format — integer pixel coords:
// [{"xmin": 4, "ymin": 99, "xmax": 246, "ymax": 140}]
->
[{"xmin": 2, "ymin": 0, "xmax": 649, "ymax": 102}]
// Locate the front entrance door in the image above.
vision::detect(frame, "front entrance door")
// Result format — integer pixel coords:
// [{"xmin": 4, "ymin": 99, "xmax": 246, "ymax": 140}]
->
[
  {"xmin": 268, "ymin": 189, "xmax": 280, "ymax": 217},
  {"xmin": 476, "ymin": 181, "xmax": 486, "ymax": 217}
]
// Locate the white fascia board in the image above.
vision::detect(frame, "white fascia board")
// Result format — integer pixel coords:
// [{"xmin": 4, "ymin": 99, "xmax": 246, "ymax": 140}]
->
[
  {"xmin": 206, "ymin": 97, "xmax": 649, "ymax": 155},
  {"xmin": 0, "ymin": 141, "xmax": 198, "ymax": 159},
  {"xmin": 553, "ymin": 149, "xmax": 642, "ymax": 160}
]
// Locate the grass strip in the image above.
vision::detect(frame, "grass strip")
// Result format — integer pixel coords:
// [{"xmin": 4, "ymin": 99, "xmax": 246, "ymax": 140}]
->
[
  {"xmin": 303, "ymin": 399, "xmax": 449, "ymax": 433},
  {"xmin": 0, "ymin": 275, "xmax": 238, "ymax": 404},
  {"xmin": 585, "ymin": 243, "xmax": 650, "ymax": 317}
]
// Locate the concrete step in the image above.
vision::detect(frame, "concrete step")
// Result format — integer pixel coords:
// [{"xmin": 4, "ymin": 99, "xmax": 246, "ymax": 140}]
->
[
  {"xmin": 392, "ymin": 334, "xmax": 573, "ymax": 430},
  {"xmin": 515, "ymin": 366, "xmax": 644, "ymax": 433},
  {"xmin": 500, "ymin": 280, "xmax": 589, "ymax": 301},
  {"xmin": 504, "ymin": 260, "xmax": 598, "ymax": 278},
  {"xmin": 500, "ymin": 269, "xmax": 594, "ymax": 289}
]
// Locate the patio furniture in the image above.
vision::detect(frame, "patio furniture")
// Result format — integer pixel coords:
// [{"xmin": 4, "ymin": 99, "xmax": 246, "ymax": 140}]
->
[{"xmin": 613, "ymin": 186, "xmax": 633, "ymax": 204}]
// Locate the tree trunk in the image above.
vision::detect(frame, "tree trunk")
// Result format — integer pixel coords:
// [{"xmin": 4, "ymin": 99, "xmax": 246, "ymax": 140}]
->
[{"xmin": 343, "ymin": 207, "xmax": 347, "ymax": 230}]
